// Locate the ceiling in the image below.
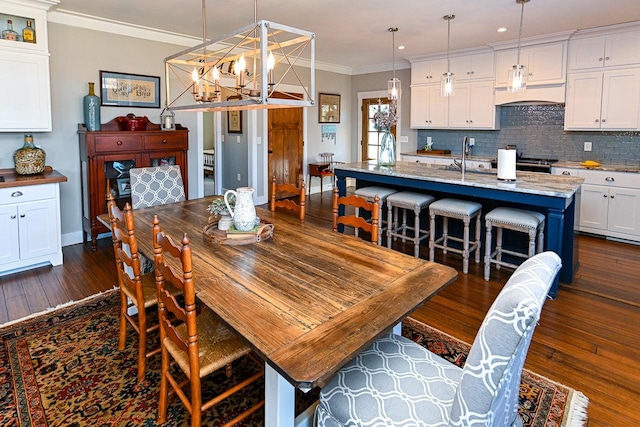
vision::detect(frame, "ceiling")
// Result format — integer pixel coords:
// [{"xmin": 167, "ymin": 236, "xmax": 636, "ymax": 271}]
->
[{"xmin": 53, "ymin": 0, "xmax": 640, "ymax": 74}]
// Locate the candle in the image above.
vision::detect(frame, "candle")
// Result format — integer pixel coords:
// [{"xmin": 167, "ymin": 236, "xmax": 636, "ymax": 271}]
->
[
  {"xmin": 164, "ymin": 116, "xmax": 172, "ymax": 129},
  {"xmin": 191, "ymin": 67, "xmax": 199, "ymax": 95},
  {"xmin": 267, "ymin": 51, "xmax": 275, "ymax": 86}
]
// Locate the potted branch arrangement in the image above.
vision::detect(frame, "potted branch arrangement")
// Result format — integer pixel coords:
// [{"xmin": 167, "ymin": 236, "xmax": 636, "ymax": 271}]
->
[{"xmin": 207, "ymin": 195, "xmax": 235, "ymax": 231}]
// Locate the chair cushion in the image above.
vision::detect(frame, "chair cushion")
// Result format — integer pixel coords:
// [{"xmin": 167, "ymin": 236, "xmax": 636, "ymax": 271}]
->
[
  {"xmin": 355, "ymin": 186, "xmax": 398, "ymax": 202},
  {"xmin": 130, "ymin": 165, "xmax": 186, "ymax": 209},
  {"xmin": 486, "ymin": 207, "xmax": 545, "ymax": 229},
  {"xmin": 316, "ymin": 333, "xmax": 462, "ymax": 426},
  {"xmin": 387, "ymin": 192, "xmax": 435, "ymax": 209},
  {"xmin": 449, "ymin": 252, "xmax": 561, "ymax": 426},
  {"xmin": 429, "ymin": 198, "xmax": 482, "ymax": 217}
]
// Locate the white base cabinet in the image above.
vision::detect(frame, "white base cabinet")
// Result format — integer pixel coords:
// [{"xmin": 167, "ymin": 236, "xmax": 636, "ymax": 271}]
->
[
  {"xmin": 0, "ymin": 183, "xmax": 63, "ymax": 275},
  {"xmin": 552, "ymin": 167, "xmax": 640, "ymax": 242}
]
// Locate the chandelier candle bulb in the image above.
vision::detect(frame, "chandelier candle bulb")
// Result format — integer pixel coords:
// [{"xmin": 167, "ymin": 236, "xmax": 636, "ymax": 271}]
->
[
  {"xmin": 191, "ymin": 68, "xmax": 199, "ymax": 95},
  {"xmin": 267, "ymin": 51, "xmax": 275, "ymax": 86}
]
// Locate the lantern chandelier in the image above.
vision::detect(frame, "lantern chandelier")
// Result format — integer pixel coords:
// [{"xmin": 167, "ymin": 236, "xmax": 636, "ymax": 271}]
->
[{"xmin": 164, "ymin": 0, "xmax": 315, "ymax": 112}]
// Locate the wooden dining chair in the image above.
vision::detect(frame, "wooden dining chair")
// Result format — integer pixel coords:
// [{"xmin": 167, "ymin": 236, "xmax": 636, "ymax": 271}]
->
[
  {"xmin": 107, "ymin": 192, "xmax": 177, "ymax": 382},
  {"xmin": 269, "ymin": 175, "xmax": 306, "ymax": 222},
  {"xmin": 332, "ymin": 187, "xmax": 380, "ymax": 244},
  {"xmin": 152, "ymin": 216, "xmax": 264, "ymax": 427}
]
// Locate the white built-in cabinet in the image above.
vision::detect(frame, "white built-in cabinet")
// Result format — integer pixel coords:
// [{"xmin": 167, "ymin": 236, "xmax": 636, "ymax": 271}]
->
[
  {"xmin": 449, "ymin": 52, "xmax": 495, "ymax": 81},
  {"xmin": 410, "ymin": 85, "xmax": 448, "ymax": 128},
  {"xmin": 410, "ymin": 59, "xmax": 448, "ymax": 85},
  {"xmin": 0, "ymin": 182, "xmax": 63, "ymax": 274},
  {"xmin": 568, "ymin": 30, "xmax": 640, "ymax": 71},
  {"xmin": 551, "ymin": 166, "xmax": 640, "ymax": 242},
  {"xmin": 495, "ymin": 42, "xmax": 567, "ymax": 87},
  {"xmin": 410, "ymin": 51, "xmax": 498, "ymax": 130},
  {"xmin": 448, "ymin": 81, "xmax": 497, "ymax": 129},
  {"xmin": 564, "ymin": 69, "xmax": 640, "ymax": 130},
  {"xmin": 564, "ymin": 27, "xmax": 640, "ymax": 131},
  {"xmin": 0, "ymin": 0, "xmax": 57, "ymax": 132}
]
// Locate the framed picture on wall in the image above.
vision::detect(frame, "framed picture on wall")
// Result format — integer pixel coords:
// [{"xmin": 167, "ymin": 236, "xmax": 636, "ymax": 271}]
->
[
  {"xmin": 318, "ymin": 93, "xmax": 341, "ymax": 123},
  {"xmin": 99, "ymin": 70, "xmax": 160, "ymax": 108},
  {"xmin": 227, "ymin": 96, "xmax": 243, "ymax": 133}
]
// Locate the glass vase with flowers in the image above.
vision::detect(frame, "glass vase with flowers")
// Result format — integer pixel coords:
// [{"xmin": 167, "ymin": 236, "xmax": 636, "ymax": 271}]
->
[{"xmin": 373, "ymin": 101, "xmax": 398, "ymax": 166}]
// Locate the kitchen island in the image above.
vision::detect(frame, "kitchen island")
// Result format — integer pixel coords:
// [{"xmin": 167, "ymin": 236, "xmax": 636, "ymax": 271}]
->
[{"xmin": 334, "ymin": 161, "xmax": 584, "ymax": 297}]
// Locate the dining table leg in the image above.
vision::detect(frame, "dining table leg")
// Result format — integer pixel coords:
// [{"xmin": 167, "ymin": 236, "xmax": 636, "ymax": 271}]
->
[{"xmin": 265, "ymin": 364, "xmax": 296, "ymax": 427}]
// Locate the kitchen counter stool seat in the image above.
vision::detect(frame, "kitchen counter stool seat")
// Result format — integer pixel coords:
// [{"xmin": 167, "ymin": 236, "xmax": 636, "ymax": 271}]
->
[
  {"xmin": 484, "ymin": 207, "xmax": 545, "ymax": 281},
  {"xmin": 429, "ymin": 198, "xmax": 482, "ymax": 274},
  {"xmin": 386, "ymin": 191, "xmax": 435, "ymax": 257},
  {"xmin": 354, "ymin": 186, "xmax": 397, "ymax": 244}
]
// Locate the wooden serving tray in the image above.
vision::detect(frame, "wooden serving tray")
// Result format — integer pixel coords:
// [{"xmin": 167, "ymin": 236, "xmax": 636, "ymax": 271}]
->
[
  {"xmin": 416, "ymin": 149, "xmax": 451, "ymax": 155},
  {"xmin": 203, "ymin": 219, "xmax": 274, "ymax": 245}
]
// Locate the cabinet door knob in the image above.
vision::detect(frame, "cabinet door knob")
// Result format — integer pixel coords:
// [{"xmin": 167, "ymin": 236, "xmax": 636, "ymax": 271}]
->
[
  {"xmin": 471, "ymin": 71, "xmax": 474, "ymax": 74},
  {"xmin": 599, "ymin": 57, "xmax": 604, "ymax": 61},
  {"xmin": 601, "ymin": 119, "xmax": 606, "ymax": 123},
  {"xmin": 529, "ymin": 72, "xmax": 533, "ymax": 76},
  {"xmin": 10, "ymin": 215, "xmax": 16, "ymax": 219},
  {"xmin": 605, "ymin": 176, "xmax": 615, "ymax": 182},
  {"xmin": 11, "ymin": 191, "xmax": 23, "ymax": 197},
  {"xmin": 562, "ymin": 171, "xmax": 571, "ymax": 175},
  {"xmin": 603, "ymin": 194, "xmax": 608, "ymax": 198},
  {"xmin": 595, "ymin": 119, "xmax": 599, "ymax": 123},
  {"xmin": 605, "ymin": 56, "xmax": 610, "ymax": 60},
  {"xmin": 20, "ymin": 213, "xmax": 26, "ymax": 218},
  {"xmin": 116, "ymin": 140, "xmax": 123, "ymax": 145},
  {"xmin": 162, "ymin": 139, "xmax": 168, "ymax": 144},
  {"xmin": 610, "ymin": 195, "xmax": 615, "ymax": 199}
]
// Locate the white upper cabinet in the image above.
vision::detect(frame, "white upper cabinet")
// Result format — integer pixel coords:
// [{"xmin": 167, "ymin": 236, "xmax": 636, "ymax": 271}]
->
[
  {"xmin": 410, "ymin": 85, "xmax": 449, "ymax": 129},
  {"xmin": 448, "ymin": 81, "xmax": 498, "ymax": 129},
  {"xmin": 411, "ymin": 59, "xmax": 448, "ymax": 85},
  {"xmin": 449, "ymin": 52, "xmax": 495, "ymax": 81},
  {"xmin": 564, "ymin": 69, "xmax": 640, "ymax": 130},
  {"xmin": 0, "ymin": 0, "xmax": 57, "ymax": 132},
  {"xmin": 495, "ymin": 42, "xmax": 567, "ymax": 86},
  {"xmin": 569, "ymin": 30, "xmax": 640, "ymax": 71}
]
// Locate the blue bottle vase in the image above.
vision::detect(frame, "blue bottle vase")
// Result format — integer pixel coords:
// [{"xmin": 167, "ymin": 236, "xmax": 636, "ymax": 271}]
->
[{"xmin": 84, "ymin": 82, "xmax": 101, "ymax": 131}]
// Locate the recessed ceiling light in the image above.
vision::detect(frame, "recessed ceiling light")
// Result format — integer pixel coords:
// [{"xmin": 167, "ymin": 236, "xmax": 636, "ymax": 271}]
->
[
  {"xmin": 498, "ymin": 27, "xmax": 508, "ymax": 32},
  {"xmin": 397, "ymin": 45, "xmax": 405, "ymax": 50}
]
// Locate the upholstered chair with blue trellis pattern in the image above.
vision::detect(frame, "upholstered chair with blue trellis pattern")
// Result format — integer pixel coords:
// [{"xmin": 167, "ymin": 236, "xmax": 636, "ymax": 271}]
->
[
  {"xmin": 129, "ymin": 165, "xmax": 186, "ymax": 210},
  {"xmin": 315, "ymin": 251, "xmax": 562, "ymax": 427}
]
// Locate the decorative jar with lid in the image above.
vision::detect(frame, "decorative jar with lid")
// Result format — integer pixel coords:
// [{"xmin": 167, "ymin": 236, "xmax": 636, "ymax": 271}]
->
[{"xmin": 14, "ymin": 134, "xmax": 46, "ymax": 175}]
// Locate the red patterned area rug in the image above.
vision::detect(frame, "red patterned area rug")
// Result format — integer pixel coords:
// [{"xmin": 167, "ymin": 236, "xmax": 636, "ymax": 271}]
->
[{"xmin": 0, "ymin": 291, "xmax": 587, "ymax": 426}]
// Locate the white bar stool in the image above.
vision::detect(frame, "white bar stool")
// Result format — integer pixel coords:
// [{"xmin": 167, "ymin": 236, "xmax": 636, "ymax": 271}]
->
[
  {"xmin": 484, "ymin": 207, "xmax": 545, "ymax": 281},
  {"xmin": 354, "ymin": 186, "xmax": 398, "ymax": 244},
  {"xmin": 386, "ymin": 192, "xmax": 435, "ymax": 257},
  {"xmin": 429, "ymin": 198, "xmax": 482, "ymax": 274}
]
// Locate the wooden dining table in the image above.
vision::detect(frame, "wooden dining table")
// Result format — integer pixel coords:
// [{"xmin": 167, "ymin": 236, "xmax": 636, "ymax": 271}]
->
[{"xmin": 99, "ymin": 198, "xmax": 458, "ymax": 427}]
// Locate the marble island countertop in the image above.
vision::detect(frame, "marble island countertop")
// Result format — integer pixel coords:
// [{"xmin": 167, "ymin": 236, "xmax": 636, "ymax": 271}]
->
[
  {"xmin": 553, "ymin": 161, "xmax": 640, "ymax": 173},
  {"xmin": 336, "ymin": 161, "xmax": 584, "ymax": 199},
  {"xmin": 400, "ymin": 152, "xmax": 494, "ymax": 162}
]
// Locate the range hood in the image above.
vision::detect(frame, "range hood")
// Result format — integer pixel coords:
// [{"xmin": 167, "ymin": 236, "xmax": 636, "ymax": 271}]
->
[{"xmin": 495, "ymin": 84, "xmax": 566, "ymax": 105}]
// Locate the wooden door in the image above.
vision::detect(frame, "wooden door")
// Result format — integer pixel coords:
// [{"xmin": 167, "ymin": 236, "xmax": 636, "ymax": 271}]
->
[{"xmin": 268, "ymin": 93, "xmax": 303, "ymax": 192}]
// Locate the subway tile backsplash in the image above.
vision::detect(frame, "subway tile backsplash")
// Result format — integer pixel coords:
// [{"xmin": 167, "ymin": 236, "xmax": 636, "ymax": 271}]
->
[{"xmin": 416, "ymin": 104, "xmax": 640, "ymax": 166}]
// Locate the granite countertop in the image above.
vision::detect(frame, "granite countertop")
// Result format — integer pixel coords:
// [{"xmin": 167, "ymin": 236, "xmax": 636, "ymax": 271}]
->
[
  {"xmin": 336, "ymin": 161, "xmax": 584, "ymax": 199},
  {"xmin": 400, "ymin": 152, "xmax": 494, "ymax": 162},
  {"xmin": 553, "ymin": 161, "xmax": 640, "ymax": 173}
]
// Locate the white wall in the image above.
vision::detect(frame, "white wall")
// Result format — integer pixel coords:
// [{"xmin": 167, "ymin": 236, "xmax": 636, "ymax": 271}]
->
[{"xmin": 0, "ymin": 22, "xmax": 199, "ymax": 246}]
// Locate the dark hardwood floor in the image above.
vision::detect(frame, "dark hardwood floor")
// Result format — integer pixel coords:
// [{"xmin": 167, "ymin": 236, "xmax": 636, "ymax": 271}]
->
[{"xmin": 1, "ymin": 189, "xmax": 638, "ymax": 426}]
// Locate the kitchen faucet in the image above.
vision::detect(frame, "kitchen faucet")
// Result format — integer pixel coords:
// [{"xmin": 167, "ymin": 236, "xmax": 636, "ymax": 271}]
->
[{"xmin": 461, "ymin": 136, "xmax": 468, "ymax": 177}]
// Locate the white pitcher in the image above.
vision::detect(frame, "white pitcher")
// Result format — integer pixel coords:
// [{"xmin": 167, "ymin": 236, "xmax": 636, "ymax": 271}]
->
[{"xmin": 224, "ymin": 187, "xmax": 258, "ymax": 231}]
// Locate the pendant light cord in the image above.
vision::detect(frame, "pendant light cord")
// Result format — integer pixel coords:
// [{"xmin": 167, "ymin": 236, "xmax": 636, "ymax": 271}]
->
[
  {"xmin": 446, "ymin": 17, "xmax": 451, "ymax": 72},
  {"xmin": 516, "ymin": 0, "xmax": 525, "ymax": 65}
]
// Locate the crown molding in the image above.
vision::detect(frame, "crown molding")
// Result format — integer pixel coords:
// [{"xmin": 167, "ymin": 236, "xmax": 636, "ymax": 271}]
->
[
  {"xmin": 488, "ymin": 30, "xmax": 575, "ymax": 50},
  {"xmin": 351, "ymin": 60, "xmax": 410, "ymax": 76},
  {"xmin": 568, "ymin": 20, "xmax": 640, "ymax": 40},
  {"xmin": 48, "ymin": 9, "xmax": 352, "ymax": 75}
]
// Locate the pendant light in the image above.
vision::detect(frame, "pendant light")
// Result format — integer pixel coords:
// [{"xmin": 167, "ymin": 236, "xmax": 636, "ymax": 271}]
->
[
  {"xmin": 387, "ymin": 27, "xmax": 401, "ymax": 103},
  {"xmin": 507, "ymin": 0, "xmax": 530, "ymax": 93},
  {"xmin": 441, "ymin": 15, "xmax": 455, "ymax": 97}
]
